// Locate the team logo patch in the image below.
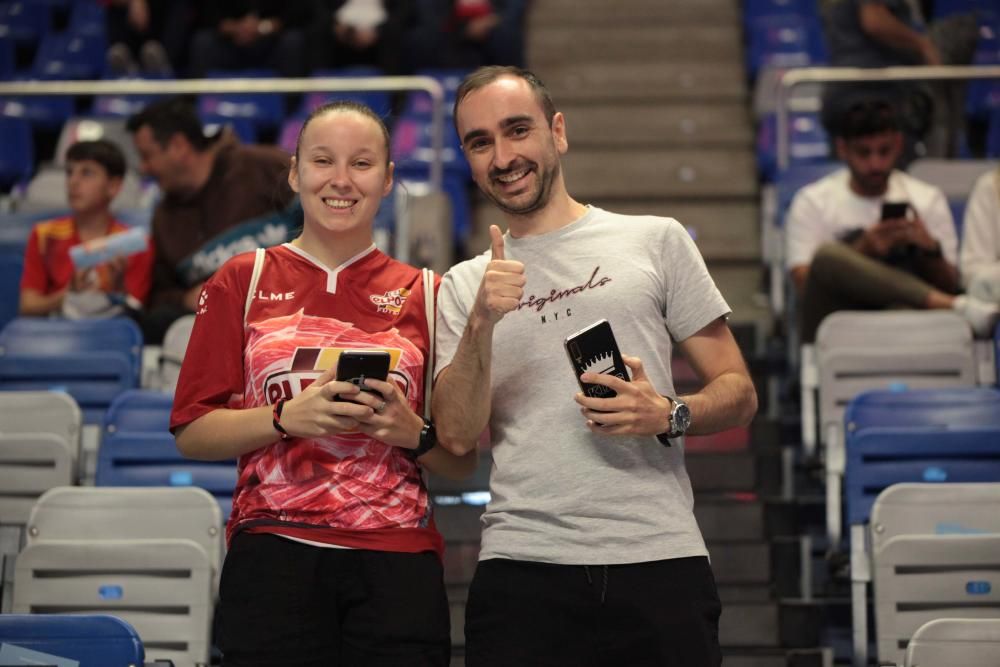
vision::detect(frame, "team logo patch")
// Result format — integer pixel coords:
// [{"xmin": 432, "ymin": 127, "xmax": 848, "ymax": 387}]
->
[{"xmin": 370, "ymin": 287, "xmax": 410, "ymax": 315}]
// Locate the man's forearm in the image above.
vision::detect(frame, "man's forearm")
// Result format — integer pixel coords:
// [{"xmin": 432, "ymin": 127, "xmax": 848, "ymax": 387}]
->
[
  {"xmin": 683, "ymin": 371, "xmax": 758, "ymax": 435},
  {"xmin": 916, "ymin": 256, "xmax": 960, "ymax": 294},
  {"xmin": 432, "ymin": 315, "xmax": 495, "ymax": 456}
]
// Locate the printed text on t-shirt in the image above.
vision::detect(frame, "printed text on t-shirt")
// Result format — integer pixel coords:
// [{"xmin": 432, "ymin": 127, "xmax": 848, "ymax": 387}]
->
[{"xmin": 517, "ymin": 266, "xmax": 612, "ymax": 314}]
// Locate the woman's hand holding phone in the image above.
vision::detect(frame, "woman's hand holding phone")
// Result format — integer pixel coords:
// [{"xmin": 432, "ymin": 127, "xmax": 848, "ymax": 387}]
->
[
  {"xmin": 278, "ymin": 366, "xmax": 374, "ymax": 438},
  {"xmin": 350, "ymin": 378, "xmax": 425, "ymax": 450}
]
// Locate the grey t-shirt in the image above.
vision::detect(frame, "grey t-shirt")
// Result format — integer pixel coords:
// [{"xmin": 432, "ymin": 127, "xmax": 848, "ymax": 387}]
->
[{"xmin": 435, "ymin": 206, "xmax": 731, "ymax": 565}]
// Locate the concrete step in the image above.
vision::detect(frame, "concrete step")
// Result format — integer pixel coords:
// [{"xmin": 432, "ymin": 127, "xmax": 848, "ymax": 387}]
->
[
  {"xmin": 688, "ymin": 450, "xmax": 782, "ymax": 494},
  {"xmin": 537, "ymin": 61, "xmax": 747, "ymax": 104},
  {"xmin": 528, "ymin": 25, "xmax": 742, "ymax": 66},
  {"xmin": 452, "ymin": 649, "xmax": 830, "ymax": 667},
  {"xmin": 711, "ymin": 541, "xmax": 772, "ymax": 585},
  {"xmin": 561, "ymin": 103, "xmax": 753, "ymax": 150},
  {"xmin": 561, "ymin": 148, "xmax": 757, "ymax": 199},
  {"xmin": 528, "ymin": 0, "xmax": 740, "ymax": 26}
]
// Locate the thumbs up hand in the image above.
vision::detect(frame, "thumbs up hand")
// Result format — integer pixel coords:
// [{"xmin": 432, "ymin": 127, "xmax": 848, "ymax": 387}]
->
[{"xmin": 473, "ymin": 225, "xmax": 526, "ymax": 325}]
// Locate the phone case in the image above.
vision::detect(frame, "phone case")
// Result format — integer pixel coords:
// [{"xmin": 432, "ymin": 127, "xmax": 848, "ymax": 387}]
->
[
  {"xmin": 564, "ymin": 319, "xmax": 629, "ymax": 399},
  {"xmin": 880, "ymin": 201, "xmax": 909, "ymax": 220},
  {"xmin": 335, "ymin": 350, "xmax": 391, "ymax": 400}
]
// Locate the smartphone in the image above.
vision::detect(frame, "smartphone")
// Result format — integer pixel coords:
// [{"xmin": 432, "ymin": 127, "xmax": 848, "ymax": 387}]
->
[
  {"xmin": 881, "ymin": 201, "xmax": 909, "ymax": 221},
  {"xmin": 335, "ymin": 350, "xmax": 391, "ymax": 402},
  {"xmin": 564, "ymin": 319, "xmax": 630, "ymax": 399}
]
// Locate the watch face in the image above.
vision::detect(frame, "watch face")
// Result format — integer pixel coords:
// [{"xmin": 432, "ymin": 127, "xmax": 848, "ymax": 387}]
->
[{"xmin": 672, "ymin": 402, "xmax": 692, "ymax": 434}]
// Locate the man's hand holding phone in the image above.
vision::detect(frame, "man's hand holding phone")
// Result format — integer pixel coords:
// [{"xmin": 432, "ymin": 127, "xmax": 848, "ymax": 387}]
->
[
  {"xmin": 472, "ymin": 225, "xmax": 526, "ymax": 325},
  {"xmin": 573, "ymin": 355, "xmax": 673, "ymax": 436}
]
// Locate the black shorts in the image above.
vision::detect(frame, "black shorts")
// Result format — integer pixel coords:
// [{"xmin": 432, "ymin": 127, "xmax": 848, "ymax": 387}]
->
[
  {"xmin": 217, "ymin": 532, "xmax": 451, "ymax": 667},
  {"xmin": 465, "ymin": 555, "xmax": 722, "ymax": 667}
]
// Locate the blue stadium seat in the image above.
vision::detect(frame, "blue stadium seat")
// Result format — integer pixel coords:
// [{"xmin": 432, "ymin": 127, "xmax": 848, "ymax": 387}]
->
[
  {"xmin": 743, "ymin": 0, "xmax": 819, "ymax": 22},
  {"xmin": 198, "ymin": 69, "xmax": 285, "ymax": 131},
  {"xmin": 1, "ymin": 90, "xmax": 75, "ymax": 130},
  {"xmin": 201, "ymin": 114, "xmax": 258, "ymax": 144},
  {"xmin": 0, "ymin": 613, "xmax": 144, "ymax": 667},
  {"xmin": 67, "ymin": 0, "xmax": 105, "ymax": 38},
  {"xmin": 278, "ymin": 113, "xmax": 305, "ymax": 155},
  {"xmin": 402, "ymin": 68, "xmax": 471, "ymax": 120},
  {"xmin": 0, "ymin": 1, "xmax": 51, "ymax": 46},
  {"xmin": 0, "ymin": 317, "xmax": 143, "ymax": 424},
  {"xmin": 0, "ymin": 208, "xmax": 68, "ymax": 256},
  {"xmin": 0, "ymin": 115, "xmax": 34, "ymax": 191},
  {"xmin": 97, "ymin": 389, "xmax": 237, "ymax": 519},
  {"xmin": 966, "ymin": 15, "xmax": 1000, "ymax": 120},
  {"xmin": 301, "ymin": 66, "xmax": 393, "ymax": 118},
  {"xmin": 995, "ymin": 323, "xmax": 1000, "ymax": 383},
  {"xmin": 776, "ymin": 160, "xmax": 841, "ymax": 223},
  {"xmin": 757, "ymin": 110, "xmax": 831, "ymax": 182},
  {"xmin": 32, "ymin": 30, "xmax": 106, "ymax": 80},
  {"xmin": 0, "ymin": 35, "xmax": 14, "ymax": 79},
  {"xmin": 987, "ymin": 107, "xmax": 1000, "ymax": 158},
  {"xmin": 933, "ymin": 0, "xmax": 999, "ymax": 18},
  {"xmin": 844, "ymin": 387, "xmax": 1000, "ymax": 527},
  {"xmin": 0, "ymin": 252, "xmax": 22, "ymax": 331},
  {"xmin": 746, "ymin": 13, "xmax": 828, "ymax": 78}
]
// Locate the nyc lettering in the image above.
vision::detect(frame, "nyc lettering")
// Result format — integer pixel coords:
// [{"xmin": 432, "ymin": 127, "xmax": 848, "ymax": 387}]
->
[
  {"xmin": 540, "ymin": 308, "xmax": 572, "ymax": 324},
  {"xmin": 257, "ymin": 290, "xmax": 295, "ymax": 301}
]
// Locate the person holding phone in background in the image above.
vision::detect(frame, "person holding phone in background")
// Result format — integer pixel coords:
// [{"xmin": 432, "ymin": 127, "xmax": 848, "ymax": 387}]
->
[
  {"xmin": 786, "ymin": 99, "xmax": 999, "ymax": 342},
  {"xmin": 431, "ymin": 66, "xmax": 757, "ymax": 667},
  {"xmin": 170, "ymin": 100, "xmax": 475, "ymax": 667}
]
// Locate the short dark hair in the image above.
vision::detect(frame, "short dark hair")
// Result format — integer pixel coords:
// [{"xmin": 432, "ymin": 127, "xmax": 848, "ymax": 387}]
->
[
  {"xmin": 294, "ymin": 100, "xmax": 390, "ymax": 164},
  {"xmin": 453, "ymin": 66, "xmax": 557, "ymax": 131},
  {"xmin": 837, "ymin": 99, "xmax": 900, "ymax": 141},
  {"xmin": 66, "ymin": 139, "xmax": 126, "ymax": 178},
  {"xmin": 126, "ymin": 96, "xmax": 216, "ymax": 151}
]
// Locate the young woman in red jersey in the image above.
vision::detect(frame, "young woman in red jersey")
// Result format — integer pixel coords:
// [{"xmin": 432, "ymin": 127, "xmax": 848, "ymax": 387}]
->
[{"xmin": 171, "ymin": 101, "xmax": 476, "ymax": 666}]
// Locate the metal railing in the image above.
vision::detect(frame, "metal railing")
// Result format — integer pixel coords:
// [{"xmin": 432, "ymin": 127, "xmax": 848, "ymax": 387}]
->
[
  {"xmin": 0, "ymin": 75, "xmax": 447, "ymax": 262},
  {"xmin": 776, "ymin": 65, "xmax": 1000, "ymax": 171}
]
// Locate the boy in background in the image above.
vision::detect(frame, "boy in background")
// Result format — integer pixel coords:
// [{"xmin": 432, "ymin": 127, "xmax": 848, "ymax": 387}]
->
[{"xmin": 19, "ymin": 139, "xmax": 153, "ymax": 319}]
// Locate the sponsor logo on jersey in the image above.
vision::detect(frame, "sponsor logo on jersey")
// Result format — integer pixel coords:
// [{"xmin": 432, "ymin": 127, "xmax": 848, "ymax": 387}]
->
[
  {"xmin": 263, "ymin": 346, "xmax": 403, "ymax": 405},
  {"xmin": 370, "ymin": 287, "xmax": 411, "ymax": 315}
]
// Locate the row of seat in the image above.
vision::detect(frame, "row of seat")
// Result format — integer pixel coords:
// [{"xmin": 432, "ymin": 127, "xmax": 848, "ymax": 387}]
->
[{"xmin": 792, "ymin": 309, "xmax": 1000, "ymax": 665}]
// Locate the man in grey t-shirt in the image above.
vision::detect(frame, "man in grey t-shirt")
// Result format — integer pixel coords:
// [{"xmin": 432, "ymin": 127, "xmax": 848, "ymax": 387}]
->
[{"xmin": 431, "ymin": 66, "xmax": 758, "ymax": 667}]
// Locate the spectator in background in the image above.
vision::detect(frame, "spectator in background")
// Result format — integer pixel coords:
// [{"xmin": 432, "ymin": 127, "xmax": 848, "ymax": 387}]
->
[
  {"xmin": 306, "ymin": 0, "xmax": 413, "ymax": 75},
  {"xmin": 19, "ymin": 139, "xmax": 153, "ymax": 319},
  {"xmin": 820, "ymin": 0, "xmax": 977, "ymax": 159},
  {"xmin": 405, "ymin": 0, "xmax": 526, "ymax": 71},
  {"xmin": 786, "ymin": 100, "xmax": 999, "ymax": 341},
  {"xmin": 960, "ymin": 167, "xmax": 1000, "ymax": 305},
  {"xmin": 187, "ymin": 1, "xmax": 310, "ymax": 79},
  {"xmin": 126, "ymin": 97, "xmax": 294, "ymax": 343},
  {"xmin": 104, "ymin": 0, "xmax": 196, "ymax": 77}
]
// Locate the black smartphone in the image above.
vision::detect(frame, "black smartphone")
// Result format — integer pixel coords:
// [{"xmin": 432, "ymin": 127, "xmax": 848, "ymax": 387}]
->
[
  {"xmin": 335, "ymin": 350, "xmax": 391, "ymax": 401},
  {"xmin": 881, "ymin": 201, "xmax": 909, "ymax": 221},
  {"xmin": 564, "ymin": 319, "xmax": 630, "ymax": 399}
]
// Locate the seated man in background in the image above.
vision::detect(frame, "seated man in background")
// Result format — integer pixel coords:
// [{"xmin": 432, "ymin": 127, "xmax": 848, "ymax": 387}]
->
[
  {"xmin": 786, "ymin": 99, "xmax": 999, "ymax": 342},
  {"xmin": 19, "ymin": 139, "xmax": 154, "ymax": 319},
  {"xmin": 960, "ymin": 166, "xmax": 1000, "ymax": 306},
  {"xmin": 127, "ymin": 97, "xmax": 295, "ymax": 343}
]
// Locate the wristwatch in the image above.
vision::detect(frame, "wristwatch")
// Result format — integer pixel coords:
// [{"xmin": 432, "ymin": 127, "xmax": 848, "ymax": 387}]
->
[
  {"xmin": 412, "ymin": 418, "xmax": 437, "ymax": 457},
  {"xmin": 656, "ymin": 396, "xmax": 691, "ymax": 445}
]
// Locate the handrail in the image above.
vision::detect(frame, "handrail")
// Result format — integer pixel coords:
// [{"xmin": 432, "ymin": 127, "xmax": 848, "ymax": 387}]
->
[{"xmin": 776, "ymin": 65, "xmax": 1000, "ymax": 171}]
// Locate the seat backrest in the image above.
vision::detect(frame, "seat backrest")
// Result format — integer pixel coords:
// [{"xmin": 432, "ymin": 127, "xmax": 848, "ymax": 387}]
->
[
  {"xmin": 27, "ymin": 486, "xmax": 222, "ymax": 575},
  {"xmin": 846, "ymin": 387, "xmax": 1000, "ymax": 431},
  {"xmin": 0, "ymin": 116, "xmax": 34, "ymax": 189},
  {"xmin": 908, "ymin": 159, "xmax": 999, "ymax": 200},
  {"xmin": 13, "ymin": 539, "xmax": 212, "ymax": 667},
  {"xmin": 158, "ymin": 316, "xmax": 195, "ymax": 392},
  {"xmin": 0, "ymin": 390, "xmax": 81, "ymax": 461},
  {"xmin": 0, "ymin": 613, "xmax": 144, "ymax": 667},
  {"xmin": 0, "ymin": 434, "xmax": 74, "ymax": 525},
  {"xmin": 103, "ymin": 389, "xmax": 172, "ymax": 433},
  {"xmin": 0, "ymin": 319, "xmax": 143, "ymax": 424},
  {"xmin": 871, "ymin": 483, "xmax": 1000, "ymax": 665},
  {"xmin": 0, "ymin": 253, "xmax": 23, "ymax": 332},
  {"xmin": 818, "ymin": 311, "xmax": 976, "ymax": 447},
  {"xmin": 905, "ymin": 618, "xmax": 1000, "ymax": 667}
]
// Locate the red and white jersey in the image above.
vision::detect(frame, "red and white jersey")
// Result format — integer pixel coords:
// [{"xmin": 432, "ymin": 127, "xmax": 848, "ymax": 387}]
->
[{"xmin": 171, "ymin": 243, "xmax": 442, "ymax": 556}]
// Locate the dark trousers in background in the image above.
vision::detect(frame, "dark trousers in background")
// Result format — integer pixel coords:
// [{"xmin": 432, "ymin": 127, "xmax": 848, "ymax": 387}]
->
[
  {"xmin": 217, "ymin": 533, "xmax": 451, "ymax": 667},
  {"xmin": 465, "ymin": 555, "xmax": 722, "ymax": 667}
]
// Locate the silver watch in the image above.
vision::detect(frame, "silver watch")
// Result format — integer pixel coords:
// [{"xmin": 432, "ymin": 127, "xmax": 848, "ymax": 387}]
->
[{"xmin": 657, "ymin": 396, "xmax": 691, "ymax": 444}]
